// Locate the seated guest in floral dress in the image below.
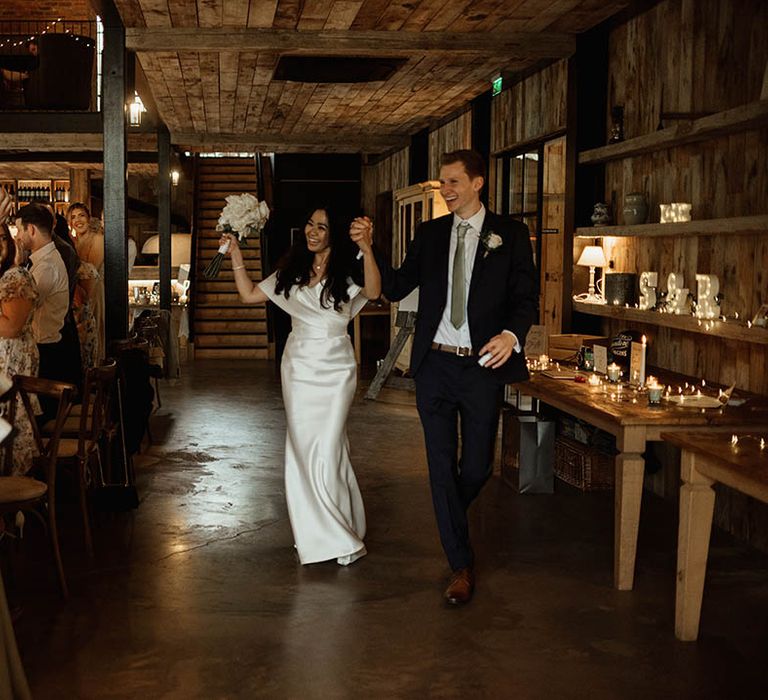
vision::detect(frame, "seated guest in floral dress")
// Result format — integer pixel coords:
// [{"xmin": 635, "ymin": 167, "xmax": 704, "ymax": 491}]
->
[{"xmin": 0, "ymin": 222, "xmax": 39, "ymax": 474}]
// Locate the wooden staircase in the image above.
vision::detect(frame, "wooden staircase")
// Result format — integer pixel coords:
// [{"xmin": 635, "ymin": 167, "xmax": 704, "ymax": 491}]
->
[{"xmin": 193, "ymin": 157, "xmax": 269, "ymax": 360}]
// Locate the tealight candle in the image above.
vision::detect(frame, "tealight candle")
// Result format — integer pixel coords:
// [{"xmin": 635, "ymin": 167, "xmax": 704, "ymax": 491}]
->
[
  {"xmin": 607, "ymin": 362, "xmax": 621, "ymax": 383},
  {"xmin": 647, "ymin": 383, "xmax": 663, "ymax": 405},
  {"xmin": 588, "ymin": 373, "xmax": 601, "ymax": 386}
]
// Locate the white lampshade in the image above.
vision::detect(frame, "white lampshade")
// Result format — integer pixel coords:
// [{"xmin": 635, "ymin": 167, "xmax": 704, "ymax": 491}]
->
[
  {"xmin": 577, "ymin": 245, "xmax": 607, "ymax": 268},
  {"xmin": 141, "ymin": 233, "xmax": 192, "ymax": 267}
]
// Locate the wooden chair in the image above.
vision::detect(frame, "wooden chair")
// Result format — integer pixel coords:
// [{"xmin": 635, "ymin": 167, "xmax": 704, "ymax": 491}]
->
[
  {"xmin": 0, "ymin": 376, "xmax": 76, "ymax": 599},
  {"xmin": 134, "ymin": 320, "xmax": 164, "ymax": 408},
  {"xmin": 55, "ymin": 361, "xmax": 118, "ymax": 558}
]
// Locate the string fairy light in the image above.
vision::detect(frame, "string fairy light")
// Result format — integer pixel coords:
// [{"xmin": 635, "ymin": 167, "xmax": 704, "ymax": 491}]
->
[{"xmin": 0, "ymin": 18, "xmax": 94, "ymax": 50}]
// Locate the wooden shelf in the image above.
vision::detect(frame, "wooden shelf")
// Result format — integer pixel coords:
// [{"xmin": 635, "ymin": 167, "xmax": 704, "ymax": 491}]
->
[
  {"xmin": 575, "ymin": 214, "xmax": 768, "ymax": 238},
  {"xmin": 572, "ymin": 301, "xmax": 768, "ymax": 346},
  {"xmin": 578, "ymin": 99, "xmax": 768, "ymax": 165}
]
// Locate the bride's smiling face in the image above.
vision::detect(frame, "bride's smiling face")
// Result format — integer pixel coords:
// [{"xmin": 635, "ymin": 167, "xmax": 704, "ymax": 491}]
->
[{"xmin": 305, "ymin": 209, "xmax": 330, "ymax": 254}]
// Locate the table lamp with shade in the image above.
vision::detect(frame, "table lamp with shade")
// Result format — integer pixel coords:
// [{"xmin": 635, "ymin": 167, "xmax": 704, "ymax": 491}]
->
[
  {"xmin": 140, "ymin": 233, "xmax": 192, "ymax": 267},
  {"xmin": 573, "ymin": 245, "xmax": 608, "ymax": 304}
]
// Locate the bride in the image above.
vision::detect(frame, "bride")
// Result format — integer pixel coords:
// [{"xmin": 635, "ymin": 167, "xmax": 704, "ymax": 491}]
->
[{"xmin": 220, "ymin": 206, "xmax": 380, "ymax": 566}]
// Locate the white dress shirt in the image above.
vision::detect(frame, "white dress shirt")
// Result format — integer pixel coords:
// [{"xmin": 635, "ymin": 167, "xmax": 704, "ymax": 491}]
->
[
  {"xmin": 432, "ymin": 205, "xmax": 521, "ymax": 353},
  {"xmin": 29, "ymin": 240, "xmax": 69, "ymax": 344},
  {"xmin": 433, "ymin": 207, "xmax": 485, "ymax": 348}
]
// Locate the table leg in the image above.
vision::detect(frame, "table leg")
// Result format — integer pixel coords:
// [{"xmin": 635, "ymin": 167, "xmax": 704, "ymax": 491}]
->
[
  {"xmin": 675, "ymin": 450, "xmax": 715, "ymax": 641},
  {"xmin": 614, "ymin": 426, "xmax": 646, "ymax": 591}
]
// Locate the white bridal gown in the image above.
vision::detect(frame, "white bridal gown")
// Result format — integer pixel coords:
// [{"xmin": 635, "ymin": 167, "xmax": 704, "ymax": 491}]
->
[{"xmin": 258, "ymin": 272, "xmax": 369, "ymax": 565}]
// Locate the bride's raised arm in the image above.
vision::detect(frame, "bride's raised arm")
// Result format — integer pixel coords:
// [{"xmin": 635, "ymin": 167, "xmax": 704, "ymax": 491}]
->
[
  {"xmin": 219, "ymin": 233, "xmax": 268, "ymax": 304},
  {"xmin": 349, "ymin": 216, "xmax": 381, "ymax": 300}
]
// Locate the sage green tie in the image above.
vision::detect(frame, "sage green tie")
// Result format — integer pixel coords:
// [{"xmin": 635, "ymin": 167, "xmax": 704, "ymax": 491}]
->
[{"xmin": 451, "ymin": 222, "xmax": 470, "ymax": 329}]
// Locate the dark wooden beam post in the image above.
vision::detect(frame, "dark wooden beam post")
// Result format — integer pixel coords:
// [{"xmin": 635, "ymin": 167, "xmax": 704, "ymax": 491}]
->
[
  {"xmin": 158, "ymin": 124, "xmax": 171, "ymax": 310},
  {"xmin": 102, "ymin": 2, "xmax": 128, "ymax": 342}
]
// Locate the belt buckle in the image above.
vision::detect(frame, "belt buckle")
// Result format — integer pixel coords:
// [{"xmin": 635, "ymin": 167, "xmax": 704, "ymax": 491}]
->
[{"xmin": 456, "ymin": 346, "xmax": 469, "ymax": 357}]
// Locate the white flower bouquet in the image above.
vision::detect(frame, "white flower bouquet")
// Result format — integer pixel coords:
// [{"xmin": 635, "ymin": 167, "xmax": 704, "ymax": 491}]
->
[{"xmin": 203, "ymin": 193, "xmax": 270, "ymax": 278}]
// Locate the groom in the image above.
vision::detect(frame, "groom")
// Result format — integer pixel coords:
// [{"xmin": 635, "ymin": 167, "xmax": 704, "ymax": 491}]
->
[{"xmin": 369, "ymin": 149, "xmax": 537, "ymax": 605}]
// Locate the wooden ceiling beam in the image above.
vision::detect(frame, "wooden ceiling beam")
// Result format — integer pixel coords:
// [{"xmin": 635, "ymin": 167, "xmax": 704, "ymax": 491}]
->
[
  {"xmin": 172, "ymin": 131, "xmax": 408, "ymax": 154},
  {"xmin": 0, "ymin": 133, "xmax": 158, "ymax": 152},
  {"xmin": 126, "ymin": 28, "xmax": 575, "ymax": 58}
]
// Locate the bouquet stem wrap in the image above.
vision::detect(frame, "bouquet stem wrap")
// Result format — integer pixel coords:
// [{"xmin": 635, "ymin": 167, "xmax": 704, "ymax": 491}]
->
[{"xmin": 203, "ymin": 235, "xmax": 244, "ymax": 279}]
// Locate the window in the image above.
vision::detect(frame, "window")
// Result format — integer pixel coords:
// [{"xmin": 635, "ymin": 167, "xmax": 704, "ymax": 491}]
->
[{"xmin": 496, "ymin": 146, "xmax": 543, "ymax": 265}]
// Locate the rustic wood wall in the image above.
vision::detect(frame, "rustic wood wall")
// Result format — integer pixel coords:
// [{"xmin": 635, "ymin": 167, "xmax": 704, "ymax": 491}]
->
[
  {"xmin": 490, "ymin": 59, "xmax": 568, "ymax": 155},
  {"xmin": 427, "ymin": 110, "xmax": 472, "ymax": 179},
  {"xmin": 542, "ymin": 137, "xmax": 567, "ymax": 338},
  {"xmin": 361, "ymin": 147, "xmax": 409, "ymax": 217},
  {"xmin": 594, "ymin": 0, "xmax": 768, "ymax": 548},
  {"xmin": 601, "ymin": 0, "xmax": 768, "ymax": 394},
  {"xmin": 488, "ymin": 60, "xmax": 569, "ymax": 335},
  {"xmin": 608, "ymin": 0, "xmax": 768, "ymax": 139}
]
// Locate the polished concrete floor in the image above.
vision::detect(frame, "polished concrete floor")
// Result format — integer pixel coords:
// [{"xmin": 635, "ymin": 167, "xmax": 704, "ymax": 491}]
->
[{"xmin": 9, "ymin": 360, "xmax": 768, "ymax": 698}]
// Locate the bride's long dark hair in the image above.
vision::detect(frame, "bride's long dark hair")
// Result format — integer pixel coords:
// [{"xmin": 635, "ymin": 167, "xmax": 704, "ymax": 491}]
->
[{"xmin": 275, "ymin": 205, "xmax": 362, "ymax": 311}]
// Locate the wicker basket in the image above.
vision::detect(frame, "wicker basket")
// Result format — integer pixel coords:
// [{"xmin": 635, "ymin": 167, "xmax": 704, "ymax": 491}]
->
[{"xmin": 554, "ymin": 435, "xmax": 615, "ymax": 491}]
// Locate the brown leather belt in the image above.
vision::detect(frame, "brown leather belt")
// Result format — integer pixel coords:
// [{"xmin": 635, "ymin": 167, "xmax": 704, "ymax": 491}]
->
[{"xmin": 431, "ymin": 342, "xmax": 474, "ymax": 357}]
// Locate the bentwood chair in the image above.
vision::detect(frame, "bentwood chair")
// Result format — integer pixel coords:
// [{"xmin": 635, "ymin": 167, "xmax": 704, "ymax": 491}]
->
[
  {"xmin": 54, "ymin": 361, "xmax": 118, "ymax": 558},
  {"xmin": 0, "ymin": 376, "xmax": 76, "ymax": 598}
]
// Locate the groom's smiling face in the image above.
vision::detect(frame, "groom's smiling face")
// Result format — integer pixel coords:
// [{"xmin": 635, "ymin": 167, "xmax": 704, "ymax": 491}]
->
[{"xmin": 439, "ymin": 161, "xmax": 484, "ymax": 221}]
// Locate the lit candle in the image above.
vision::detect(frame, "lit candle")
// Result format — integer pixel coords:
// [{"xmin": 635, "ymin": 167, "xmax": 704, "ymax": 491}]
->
[
  {"xmin": 647, "ymin": 380, "xmax": 663, "ymax": 405},
  {"xmin": 588, "ymin": 373, "xmax": 601, "ymax": 386},
  {"xmin": 607, "ymin": 362, "xmax": 621, "ymax": 383},
  {"xmin": 639, "ymin": 335, "xmax": 647, "ymax": 386}
]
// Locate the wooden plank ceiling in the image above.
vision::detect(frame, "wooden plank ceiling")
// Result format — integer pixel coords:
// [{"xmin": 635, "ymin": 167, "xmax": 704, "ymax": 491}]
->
[{"xmin": 116, "ymin": 0, "xmax": 630, "ymax": 154}]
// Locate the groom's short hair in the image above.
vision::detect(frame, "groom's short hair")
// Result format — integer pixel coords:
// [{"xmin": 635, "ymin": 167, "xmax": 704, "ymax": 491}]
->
[{"xmin": 441, "ymin": 149, "xmax": 486, "ymax": 181}]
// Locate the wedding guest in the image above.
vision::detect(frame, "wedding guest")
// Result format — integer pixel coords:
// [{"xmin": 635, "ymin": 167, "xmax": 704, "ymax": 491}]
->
[
  {"xmin": 0, "ymin": 200, "xmax": 39, "ymax": 474},
  {"xmin": 67, "ymin": 203, "xmax": 104, "ymax": 368},
  {"xmin": 362, "ymin": 149, "xmax": 538, "ymax": 605},
  {"xmin": 14, "ymin": 203, "xmax": 81, "ymax": 420},
  {"xmin": 220, "ymin": 206, "xmax": 380, "ymax": 566}
]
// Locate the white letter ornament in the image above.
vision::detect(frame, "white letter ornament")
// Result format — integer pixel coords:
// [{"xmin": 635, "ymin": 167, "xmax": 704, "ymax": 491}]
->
[
  {"xmin": 666, "ymin": 272, "xmax": 689, "ymax": 315},
  {"xmin": 639, "ymin": 271, "xmax": 658, "ymax": 310},
  {"xmin": 695, "ymin": 274, "xmax": 720, "ymax": 319}
]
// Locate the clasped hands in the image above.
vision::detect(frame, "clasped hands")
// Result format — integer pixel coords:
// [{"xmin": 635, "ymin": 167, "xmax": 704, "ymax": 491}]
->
[{"xmin": 349, "ymin": 216, "xmax": 373, "ymax": 256}]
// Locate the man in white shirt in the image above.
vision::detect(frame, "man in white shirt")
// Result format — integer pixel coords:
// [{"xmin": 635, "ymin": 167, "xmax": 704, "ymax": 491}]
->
[
  {"xmin": 15, "ymin": 203, "xmax": 82, "ymax": 417},
  {"xmin": 371, "ymin": 150, "xmax": 538, "ymax": 605}
]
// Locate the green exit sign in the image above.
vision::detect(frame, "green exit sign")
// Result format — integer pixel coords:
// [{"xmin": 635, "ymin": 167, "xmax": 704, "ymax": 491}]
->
[{"xmin": 492, "ymin": 76, "xmax": 503, "ymax": 96}]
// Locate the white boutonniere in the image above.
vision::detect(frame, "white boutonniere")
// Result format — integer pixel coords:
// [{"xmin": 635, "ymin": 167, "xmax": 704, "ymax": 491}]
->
[{"xmin": 480, "ymin": 230, "xmax": 503, "ymax": 258}]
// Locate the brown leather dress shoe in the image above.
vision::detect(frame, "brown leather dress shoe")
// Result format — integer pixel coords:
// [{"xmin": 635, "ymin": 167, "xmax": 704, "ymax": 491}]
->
[{"xmin": 444, "ymin": 567, "xmax": 474, "ymax": 606}]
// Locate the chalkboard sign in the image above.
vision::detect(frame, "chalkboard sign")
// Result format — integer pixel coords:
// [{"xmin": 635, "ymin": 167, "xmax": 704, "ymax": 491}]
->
[{"xmin": 609, "ymin": 329, "xmax": 643, "ymax": 367}]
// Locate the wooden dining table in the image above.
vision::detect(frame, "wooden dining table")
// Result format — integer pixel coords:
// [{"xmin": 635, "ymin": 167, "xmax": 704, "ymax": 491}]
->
[
  {"xmin": 513, "ymin": 367, "xmax": 768, "ymax": 590},
  {"xmin": 660, "ymin": 429, "xmax": 768, "ymax": 640}
]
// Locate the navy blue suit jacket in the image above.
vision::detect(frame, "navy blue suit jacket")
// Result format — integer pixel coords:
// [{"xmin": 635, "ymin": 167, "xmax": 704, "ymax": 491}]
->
[{"xmin": 377, "ymin": 211, "xmax": 538, "ymax": 384}]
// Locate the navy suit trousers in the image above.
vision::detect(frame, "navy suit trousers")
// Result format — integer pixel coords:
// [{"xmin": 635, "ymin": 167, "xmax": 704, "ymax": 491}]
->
[{"xmin": 415, "ymin": 349, "xmax": 503, "ymax": 571}]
